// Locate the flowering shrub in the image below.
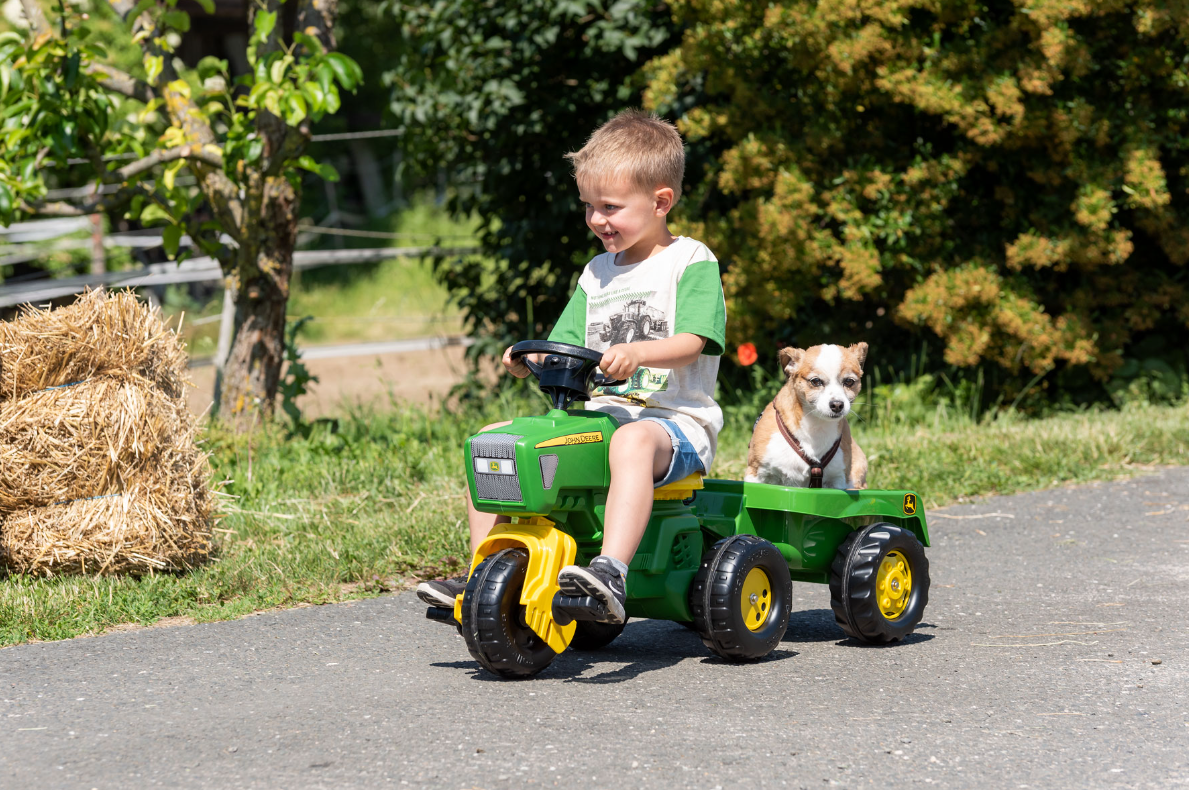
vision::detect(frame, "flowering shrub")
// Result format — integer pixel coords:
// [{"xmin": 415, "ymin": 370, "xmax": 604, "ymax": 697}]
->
[{"xmin": 646, "ymin": 0, "xmax": 1189, "ymax": 385}]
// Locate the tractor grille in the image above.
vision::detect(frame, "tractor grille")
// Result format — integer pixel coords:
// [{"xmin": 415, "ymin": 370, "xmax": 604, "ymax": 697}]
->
[
  {"xmin": 471, "ymin": 433, "xmax": 522, "ymax": 502},
  {"xmin": 539, "ymin": 454, "xmax": 559, "ymax": 489}
]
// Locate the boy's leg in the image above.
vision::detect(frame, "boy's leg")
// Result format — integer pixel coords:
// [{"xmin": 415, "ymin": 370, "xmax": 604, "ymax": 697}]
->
[
  {"xmin": 601, "ymin": 420, "xmax": 674, "ymax": 563},
  {"xmin": 556, "ymin": 421, "xmax": 673, "ymax": 624},
  {"xmin": 417, "ymin": 420, "xmax": 512, "ymax": 608}
]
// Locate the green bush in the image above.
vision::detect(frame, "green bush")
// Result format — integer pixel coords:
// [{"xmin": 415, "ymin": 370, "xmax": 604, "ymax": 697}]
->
[{"xmin": 644, "ymin": 0, "xmax": 1189, "ymax": 401}]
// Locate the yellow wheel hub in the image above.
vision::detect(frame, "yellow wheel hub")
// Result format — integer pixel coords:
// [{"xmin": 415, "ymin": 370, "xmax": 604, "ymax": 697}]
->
[
  {"xmin": 741, "ymin": 567, "xmax": 773, "ymax": 631},
  {"xmin": 877, "ymin": 550, "xmax": 912, "ymax": 620}
]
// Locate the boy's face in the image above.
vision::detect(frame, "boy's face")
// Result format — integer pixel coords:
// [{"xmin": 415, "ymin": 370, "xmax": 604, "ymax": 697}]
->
[{"xmin": 579, "ymin": 178, "xmax": 674, "ymax": 256}]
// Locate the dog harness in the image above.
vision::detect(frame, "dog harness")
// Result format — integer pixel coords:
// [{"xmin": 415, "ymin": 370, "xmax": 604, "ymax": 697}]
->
[{"xmin": 774, "ymin": 411, "xmax": 842, "ymax": 488}]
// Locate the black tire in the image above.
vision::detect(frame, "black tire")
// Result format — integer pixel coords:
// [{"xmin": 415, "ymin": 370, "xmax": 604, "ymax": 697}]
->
[
  {"xmin": 640, "ymin": 316, "xmax": 652, "ymax": 337},
  {"xmin": 829, "ymin": 523, "xmax": 930, "ymax": 644},
  {"xmin": 569, "ymin": 619, "xmax": 628, "ymax": 650},
  {"xmin": 688, "ymin": 535, "xmax": 792, "ymax": 661},
  {"xmin": 460, "ymin": 548, "xmax": 557, "ymax": 678}
]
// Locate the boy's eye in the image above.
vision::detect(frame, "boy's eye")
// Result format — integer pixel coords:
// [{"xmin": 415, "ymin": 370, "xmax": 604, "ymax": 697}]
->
[{"xmin": 603, "ymin": 204, "xmax": 619, "ymax": 211}]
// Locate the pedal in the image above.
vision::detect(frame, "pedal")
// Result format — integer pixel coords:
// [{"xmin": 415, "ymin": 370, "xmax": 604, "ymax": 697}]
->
[
  {"xmin": 425, "ymin": 606, "xmax": 458, "ymax": 626},
  {"xmin": 551, "ymin": 593, "xmax": 609, "ymax": 626}
]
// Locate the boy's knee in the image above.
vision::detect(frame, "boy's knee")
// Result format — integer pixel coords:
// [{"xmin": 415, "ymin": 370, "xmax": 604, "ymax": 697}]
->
[
  {"xmin": 609, "ymin": 421, "xmax": 666, "ymax": 458},
  {"xmin": 478, "ymin": 420, "xmax": 513, "ymax": 433}
]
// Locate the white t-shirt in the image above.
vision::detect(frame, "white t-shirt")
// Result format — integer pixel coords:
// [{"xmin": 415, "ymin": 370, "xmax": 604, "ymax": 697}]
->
[{"xmin": 548, "ymin": 236, "xmax": 727, "ymax": 472}]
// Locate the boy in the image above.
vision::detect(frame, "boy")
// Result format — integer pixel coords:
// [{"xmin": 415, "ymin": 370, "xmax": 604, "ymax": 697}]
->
[{"xmin": 418, "ymin": 109, "xmax": 726, "ymax": 624}]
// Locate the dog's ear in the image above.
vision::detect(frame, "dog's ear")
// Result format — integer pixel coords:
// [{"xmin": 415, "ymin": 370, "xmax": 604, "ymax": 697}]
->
[
  {"xmin": 778, "ymin": 347, "xmax": 804, "ymax": 377},
  {"xmin": 848, "ymin": 342, "xmax": 868, "ymax": 371}
]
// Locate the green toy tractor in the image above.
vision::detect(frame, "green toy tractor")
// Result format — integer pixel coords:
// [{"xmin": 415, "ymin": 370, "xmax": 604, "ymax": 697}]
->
[{"xmin": 426, "ymin": 340, "xmax": 931, "ymax": 678}]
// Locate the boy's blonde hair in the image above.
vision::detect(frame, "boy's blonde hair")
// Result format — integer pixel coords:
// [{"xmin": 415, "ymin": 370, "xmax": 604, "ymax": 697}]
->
[{"xmin": 566, "ymin": 109, "xmax": 685, "ymax": 200}]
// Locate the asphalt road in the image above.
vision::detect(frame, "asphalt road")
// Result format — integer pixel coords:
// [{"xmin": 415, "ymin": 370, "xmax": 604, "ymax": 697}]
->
[{"xmin": 2, "ymin": 469, "xmax": 1187, "ymax": 789}]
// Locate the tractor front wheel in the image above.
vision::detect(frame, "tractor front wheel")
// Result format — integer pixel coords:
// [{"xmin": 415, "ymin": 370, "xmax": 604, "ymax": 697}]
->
[
  {"xmin": 829, "ymin": 523, "xmax": 930, "ymax": 644},
  {"xmin": 689, "ymin": 535, "xmax": 791, "ymax": 661},
  {"xmin": 460, "ymin": 548, "xmax": 557, "ymax": 678}
]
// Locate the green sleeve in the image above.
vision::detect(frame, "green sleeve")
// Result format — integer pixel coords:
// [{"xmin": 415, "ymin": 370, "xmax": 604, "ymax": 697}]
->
[
  {"xmin": 674, "ymin": 260, "xmax": 727, "ymax": 356},
  {"xmin": 548, "ymin": 284, "xmax": 587, "ymax": 346}
]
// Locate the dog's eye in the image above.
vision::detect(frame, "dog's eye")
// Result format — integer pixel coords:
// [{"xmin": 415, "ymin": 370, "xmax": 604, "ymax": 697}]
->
[
  {"xmin": 843, "ymin": 378, "xmax": 856, "ymax": 387},
  {"xmin": 809, "ymin": 377, "xmax": 823, "ymax": 387}
]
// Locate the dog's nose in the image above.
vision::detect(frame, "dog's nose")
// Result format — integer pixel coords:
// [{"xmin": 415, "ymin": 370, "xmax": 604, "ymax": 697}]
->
[{"xmin": 829, "ymin": 399, "xmax": 845, "ymax": 414}]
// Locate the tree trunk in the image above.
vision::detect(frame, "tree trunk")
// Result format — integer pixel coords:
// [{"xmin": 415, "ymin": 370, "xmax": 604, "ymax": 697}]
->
[{"xmin": 217, "ymin": 174, "xmax": 299, "ymax": 427}]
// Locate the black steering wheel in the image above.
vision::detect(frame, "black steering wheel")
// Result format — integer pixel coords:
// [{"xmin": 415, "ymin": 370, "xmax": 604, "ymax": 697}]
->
[{"xmin": 509, "ymin": 340, "xmax": 626, "ymax": 411}]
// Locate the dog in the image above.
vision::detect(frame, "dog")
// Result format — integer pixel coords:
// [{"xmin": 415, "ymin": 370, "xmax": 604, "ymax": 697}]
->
[{"xmin": 744, "ymin": 343, "xmax": 868, "ymax": 489}]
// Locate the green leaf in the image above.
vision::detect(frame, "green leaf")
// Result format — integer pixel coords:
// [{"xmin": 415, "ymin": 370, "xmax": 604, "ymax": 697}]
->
[
  {"xmin": 292, "ymin": 31, "xmax": 325, "ymax": 56},
  {"xmin": 141, "ymin": 203, "xmax": 170, "ymax": 223},
  {"xmin": 269, "ymin": 55, "xmax": 291, "ymax": 84},
  {"xmin": 245, "ymin": 137, "xmax": 264, "ymax": 163},
  {"xmin": 0, "ymin": 64, "xmax": 10, "ymax": 101},
  {"xmin": 294, "ymin": 155, "xmax": 339, "ymax": 182},
  {"xmin": 325, "ymin": 53, "xmax": 360, "ymax": 91},
  {"xmin": 162, "ymin": 9, "xmax": 192, "ymax": 33},
  {"xmin": 195, "ymin": 0, "xmax": 215, "ymax": 13},
  {"xmin": 0, "ymin": 183, "xmax": 12, "ymax": 216},
  {"xmin": 144, "ymin": 54, "xmax": 164, "ymax": 84},
  {"xmin": 197, "ymin": 56, "xmax": 228, "ymax": 81},
  {"xmin": 284, "ymin": 93, "xmax": 307, "ymax": 125},
  {"xmin": 254, "ymin": 10, "xmax": 277, "ymax": 43},
  {"xmin": 162, "ymin": 224, "xmax": 182, "ymax": 259}
]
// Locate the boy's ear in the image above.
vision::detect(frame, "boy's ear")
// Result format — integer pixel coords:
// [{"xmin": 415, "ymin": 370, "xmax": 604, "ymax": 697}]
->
[
  {"xmin": 654, "ymin": 186, "xmax": 675, "ymax": 216},
  {"xmin": 778, "ymin": 347, "xmax": 804, "ymax": 377},
  {"xmin": 848, "ymin": 342, "xmax": 868, "ymax": 371}
]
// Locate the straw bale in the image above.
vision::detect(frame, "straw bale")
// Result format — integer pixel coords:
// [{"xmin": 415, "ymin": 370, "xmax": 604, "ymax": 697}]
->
[
  {"xmin": 0, "ymin": 376, "xmax": 194, "ymax": 511},
  {"xmin": 0, "ymin": 288, "xmax": 188, "ymax": 402},
  {"xmin": 0, "ymin": 448, "xmax": 214, "ymax": 576}
]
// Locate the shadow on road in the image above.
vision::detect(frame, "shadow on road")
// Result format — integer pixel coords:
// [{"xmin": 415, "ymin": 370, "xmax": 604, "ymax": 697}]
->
[{"xmin": 781, "ymin": 608, "xmax": 845, "ymax": 642}]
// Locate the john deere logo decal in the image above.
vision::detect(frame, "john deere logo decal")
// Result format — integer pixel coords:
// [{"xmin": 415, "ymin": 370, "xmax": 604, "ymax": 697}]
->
[
  {"xmin": 903, "ymin": 493, "xmax": 917, "ymax": 515},
  {"xmin": 535, "ymin": 431, "xmax": 603, "ymax": 449},
  {"xmin": 488, "ymin": 461, "xmax": 501, "ymax": 472}
]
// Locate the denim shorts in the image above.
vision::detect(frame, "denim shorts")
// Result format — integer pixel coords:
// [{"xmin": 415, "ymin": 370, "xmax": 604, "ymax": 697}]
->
[{"xmin": 636, "ymin": 417, "xmax": 705, "ymax": 488}]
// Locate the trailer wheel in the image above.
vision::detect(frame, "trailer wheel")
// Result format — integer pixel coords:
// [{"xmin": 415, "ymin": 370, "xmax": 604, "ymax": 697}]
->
[
  {"xmin": 829, "ymin": 523, "xmax": 930, "ymax": 644},
  {"xmin": 460, "ymin": 548, "xmax": 557, "ymax": 678},
  {"xmin": 689, "ymin": 535, "xmax": 791, "ymax": 661},
  {"xmin": 569, "ymin": 619, "xmax": 627, "ymax": 651}
]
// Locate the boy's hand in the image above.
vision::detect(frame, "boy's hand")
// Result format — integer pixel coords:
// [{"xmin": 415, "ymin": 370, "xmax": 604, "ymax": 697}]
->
[
  {"xmin": 600, "ymin": 343, "xmax": 646, "ymax": 380},
  {"xmin": 502, "ymin": 346, "xmax": 532, "ymax": 378}
]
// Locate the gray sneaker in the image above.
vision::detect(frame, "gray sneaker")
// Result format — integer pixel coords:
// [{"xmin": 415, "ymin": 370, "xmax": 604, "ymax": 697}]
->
[
  {"xmin": 557, "ymin": 557, "xmax": 627, "ymax": 624},
  {"xmin": 416, "ymin": 575, "xmax": 467, "ymax": 608}
]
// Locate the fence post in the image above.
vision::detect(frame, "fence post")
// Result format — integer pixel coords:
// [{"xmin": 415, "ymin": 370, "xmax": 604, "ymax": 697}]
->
[{"xmin": 89, "ymin": 214, "xmax": 105, "ymax": 275}]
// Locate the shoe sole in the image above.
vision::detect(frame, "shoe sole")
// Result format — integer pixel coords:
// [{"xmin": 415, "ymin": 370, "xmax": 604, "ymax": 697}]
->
[
  {"xmin": 416, "ymin": 583, "xmax": 460, "ymax": 609},
  {"xmin": 557, "ymin": 567, "xmax": 626, "ymax": 624}
]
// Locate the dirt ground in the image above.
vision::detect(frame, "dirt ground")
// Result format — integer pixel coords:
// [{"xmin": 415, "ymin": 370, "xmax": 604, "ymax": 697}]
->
[{"xmin": 186, "ymin": 344, "xmax": 482, "ymax": 419}]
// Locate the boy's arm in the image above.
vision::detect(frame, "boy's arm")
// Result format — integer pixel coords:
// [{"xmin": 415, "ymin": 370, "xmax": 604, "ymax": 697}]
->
[
  {"xmin": 600, "ymin": 334, "xmax": 706, "ymax": 380},
  {"xmin": 505, "ymin": 285, "xmax": 589, "ymax": 378}
]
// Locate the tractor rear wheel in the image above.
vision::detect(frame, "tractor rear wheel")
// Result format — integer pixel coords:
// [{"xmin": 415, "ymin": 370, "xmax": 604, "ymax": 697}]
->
[
  {"xmin": 829, "ymin": 523, "xmax": 930, "ymax": 644},
  {"xmin": 689, "ymin": 535, "xmax": 791, "ymax": 661},
  {"xmin": 569, "ymin": 619, "xmax": 628, "ymax": 650},
  {"xmin": 460, "ymin": 548, "xmax": 557, "ymax": 678}
]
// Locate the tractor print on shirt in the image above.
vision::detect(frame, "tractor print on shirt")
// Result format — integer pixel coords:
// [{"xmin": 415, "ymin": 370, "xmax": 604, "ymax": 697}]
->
[{"xmin": 588, "ymin": 299, "xmax": 670, "ymax": 346}]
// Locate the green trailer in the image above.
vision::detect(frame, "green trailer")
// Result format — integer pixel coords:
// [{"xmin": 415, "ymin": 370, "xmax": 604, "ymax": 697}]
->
[{"xmin": 428, "ymin": 341, "xmax": 931, "ymax": 678}]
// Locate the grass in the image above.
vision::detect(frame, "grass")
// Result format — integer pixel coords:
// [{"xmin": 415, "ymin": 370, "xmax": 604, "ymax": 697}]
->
[
  {"xmin": 2, "ymin": 384, "xmax": 1187, "ymax": 647},
  {"xmin": 173, "ymin": 200, "xmax": 475, "ymax": 358}
]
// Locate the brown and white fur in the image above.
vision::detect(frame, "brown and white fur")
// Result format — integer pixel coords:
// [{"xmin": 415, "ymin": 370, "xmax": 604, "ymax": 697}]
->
[{"xmin": 744, "ymin": 343, "xmax": 868, "ymax": 489}]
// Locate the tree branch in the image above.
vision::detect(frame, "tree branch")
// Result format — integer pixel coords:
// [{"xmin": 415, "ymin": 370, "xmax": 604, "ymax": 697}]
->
[
  {"xmin": 88, "ymin": 64, "xmax": 156, "ymax": 103},
  {"xmin": 297, "ymin": 0, "xmax": 339, "ymax": 52},
  {"xmin": 114, "ymin": 144, "xmax": 224, "ymax": 181},
  {"xmin": 19, "ymin": 0, "xmax": 49, "ymax": 37}
]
